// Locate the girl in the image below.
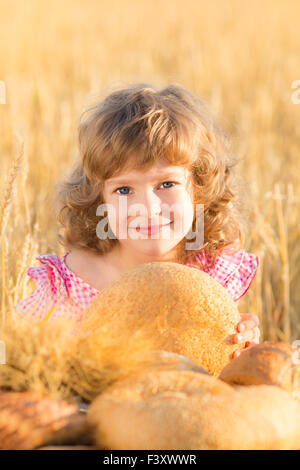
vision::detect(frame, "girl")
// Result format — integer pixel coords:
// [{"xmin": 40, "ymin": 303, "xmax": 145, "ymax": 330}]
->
[{"xmin": 15, "ymin": 82, "xmax": 260, "ymax": 358}]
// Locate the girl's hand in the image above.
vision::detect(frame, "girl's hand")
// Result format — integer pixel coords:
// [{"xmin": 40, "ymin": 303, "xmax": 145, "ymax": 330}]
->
[{"xmin": 232, "ymin": 313, "xmax": 260, "ymax": 359}]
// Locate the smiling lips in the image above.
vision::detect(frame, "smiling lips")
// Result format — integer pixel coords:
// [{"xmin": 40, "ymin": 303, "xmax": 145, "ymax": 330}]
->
[{"xmin": 135, "ymin": 221, "xmax": 172, "ymax": 235}]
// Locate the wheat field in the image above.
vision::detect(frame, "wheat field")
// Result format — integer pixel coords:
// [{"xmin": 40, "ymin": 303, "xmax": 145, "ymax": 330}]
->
[{"xmin": 0, "ymin": 0, "xmax": 299, "ymax": 342}]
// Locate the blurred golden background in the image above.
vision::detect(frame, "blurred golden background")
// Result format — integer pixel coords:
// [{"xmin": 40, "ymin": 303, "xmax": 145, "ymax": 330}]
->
[{"xmin": 0, "ymin": 0, "xmax": 299, "ymax": 342}]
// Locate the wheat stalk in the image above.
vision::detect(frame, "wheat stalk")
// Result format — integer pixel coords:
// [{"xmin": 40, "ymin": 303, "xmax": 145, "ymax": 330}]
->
[{"xmin": 0, "ymin": 136, "xmax": 24, "ymax": 238}]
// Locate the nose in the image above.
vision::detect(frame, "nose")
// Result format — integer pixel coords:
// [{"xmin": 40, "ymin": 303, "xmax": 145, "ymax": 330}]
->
[{"xmin": 138, "ymin": 187, "xmax": 162, "ymax": 220}]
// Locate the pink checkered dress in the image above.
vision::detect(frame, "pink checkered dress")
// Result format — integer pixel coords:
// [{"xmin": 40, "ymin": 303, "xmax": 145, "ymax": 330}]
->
[{"xmin": 14, "ymin": 249, "xmax": 259, "ymax": 323}]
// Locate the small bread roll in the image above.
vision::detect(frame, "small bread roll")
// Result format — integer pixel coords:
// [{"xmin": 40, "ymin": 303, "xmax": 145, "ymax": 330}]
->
[
  {"xmin": 87, "ymin": 370, "xmax": 300, "ymax": 450},
  {"xmin": 219, "ymin": 341, "xmax": 300, "ymax": 401},
  {"xmin": 78, "ymin": 262, "xmax": 244, "ymax": 376},
  {"xmin": 0, "ymin": 391, "xmax": 90, "ymax": 450}
]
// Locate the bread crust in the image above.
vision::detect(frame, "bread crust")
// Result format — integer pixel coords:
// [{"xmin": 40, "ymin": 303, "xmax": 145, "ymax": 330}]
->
[
  {"xmin": 87, "ymin": 369, "xmax": 300, "ymax": 450},
  {"xmin": 219, "ymin": 341, "xmax": 300, "ymax": 401},
  {"xmin": 78, "ymin": 262, "xmax": 244, "ymax": 377}
]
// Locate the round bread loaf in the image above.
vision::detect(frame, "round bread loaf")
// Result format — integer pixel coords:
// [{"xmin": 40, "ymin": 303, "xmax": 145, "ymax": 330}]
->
[
  {"xmin": 77, "ymin": 262, "xmax": 244, "ymax": 376},
  {"xmin": 87, "ymin": 369, "xmax": 300, "ymax": 450},
  {"xmin": 219, "ymin": 341, "xmax": 300, "ymax": 402}
]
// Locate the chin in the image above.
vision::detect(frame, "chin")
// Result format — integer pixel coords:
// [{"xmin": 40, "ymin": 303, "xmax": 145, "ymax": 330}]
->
[{"xmin": 136, "ymin": 240, "xmax": 181, "ymax": 258}]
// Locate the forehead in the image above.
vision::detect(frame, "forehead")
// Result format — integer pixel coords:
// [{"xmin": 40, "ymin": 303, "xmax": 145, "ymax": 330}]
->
[{"xmin": 105, "ymin": 159, "xmax": 190, "ymax": 186}]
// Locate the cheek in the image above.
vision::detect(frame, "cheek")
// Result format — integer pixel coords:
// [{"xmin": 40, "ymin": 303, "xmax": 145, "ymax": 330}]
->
[
  {"xmin": 165, "ymin": 189, "xmax": 194, "ymax": 224},
  {"xmin": 104, "ymin": 199, "xmax": 125, "ymax": 235},
  {"xmin": 167, "ymin": 185, "xmax": 193, "ymax": 203},
  {"xmin": 107, "ymin": 199, "xmax": 140, "ymax": 240},
  {"xmin": 173, "ymin": 207, "xmax": 194, "ymax": 235}
]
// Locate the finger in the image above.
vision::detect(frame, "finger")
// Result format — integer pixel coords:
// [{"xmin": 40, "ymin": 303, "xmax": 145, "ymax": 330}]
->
[
  {"xmin": 237, "ymin": 315, "xmax": 260, "ymax": 332},
  {"xmin": 233, "ymin": 329, "xmax": 257, "ymax": 344},
  {"xmin": 237, "ymin": 319, "xmax": 257, "ymax": 333},
  {"xmin": 232, "ymin": 338, "xmax": 259, "ymax": 359},
  {"xmin": 231, "ymin": 349, "xmax": 242, "ymax": 359}
]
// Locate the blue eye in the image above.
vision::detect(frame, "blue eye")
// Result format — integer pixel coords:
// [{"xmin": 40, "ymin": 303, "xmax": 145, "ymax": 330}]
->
[
  {"xmin": 161, "ymin": 181, "xmax": 176, "ymax": 189},
  {"xmin": 115, "ymin": 187, "xmax": 131, "ymax": 195},
  {"xmin": 114, "ymin": 181, "xmax": 176, "ymax": 195}
]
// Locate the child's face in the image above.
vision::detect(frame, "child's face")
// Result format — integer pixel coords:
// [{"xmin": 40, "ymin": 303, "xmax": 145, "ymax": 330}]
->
[{"xmin": 101, "ymin": 157, "xmax": 194, "ymax": 259}]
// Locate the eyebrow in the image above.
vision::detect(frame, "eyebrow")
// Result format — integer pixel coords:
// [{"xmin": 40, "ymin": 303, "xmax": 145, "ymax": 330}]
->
[{"xmin": 106, "ymin": 168, "xmax": 186, "ymax": 186}]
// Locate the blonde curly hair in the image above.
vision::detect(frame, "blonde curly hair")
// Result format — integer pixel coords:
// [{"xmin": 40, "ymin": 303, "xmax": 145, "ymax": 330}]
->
[{"xmin": 52, "ymin": 82, "xmax": 247, "ymax": 269}]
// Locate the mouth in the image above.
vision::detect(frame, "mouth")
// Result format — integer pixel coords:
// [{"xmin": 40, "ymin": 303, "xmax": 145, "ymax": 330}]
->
[{"xmin": 136, "ymin": 221, "xmax": 173, "ymax": 235}]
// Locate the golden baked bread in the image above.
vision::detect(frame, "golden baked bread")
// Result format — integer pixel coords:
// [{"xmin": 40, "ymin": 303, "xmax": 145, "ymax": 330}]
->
[
  {"xmin": 75, "ymin": 262, "xmax": 244, "ymax": 378},
  {"xmin": 0, "ymin": 391, "xmax": 90, "ymax": 450},
  {"xmin": 5, "ymin": 263, "xmax": 244, "ymax": 404},
  {"xmin": 219, "ymin": 341, "xmax": 300, "ymax": 401},
  {"xmin": 87, "ymin": 369, "xmax": 300, "ymax": 450}
]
